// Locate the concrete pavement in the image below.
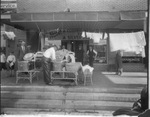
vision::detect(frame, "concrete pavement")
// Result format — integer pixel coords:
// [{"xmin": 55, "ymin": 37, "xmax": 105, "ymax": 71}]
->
[
  {"xmin": 1, "ymin": 70, "xmax": 147, "ymax": 115},
  {"xmin": 0, "ymin": 70, "xmax": 147, "ymax": 88}
]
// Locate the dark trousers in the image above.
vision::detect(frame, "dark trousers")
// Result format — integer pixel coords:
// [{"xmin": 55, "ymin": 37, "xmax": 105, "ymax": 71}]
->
[
  {"xmin": 89, "ymin": 58, "xmax": 94, "ymax": 67},
  {"xmin": 0, "ymin": 62, "xmax": 7, "ymax": 71},
  {"xmin": 7, "ymin": 61, "xmax": 15, "ymax": 70},
  {"xmin": 116, "ymin": 59, "xmax": 123, "ymax": 74},
  {"xmin": 42, "ymin": 56, "xmax": 53, "ymax": 84}
]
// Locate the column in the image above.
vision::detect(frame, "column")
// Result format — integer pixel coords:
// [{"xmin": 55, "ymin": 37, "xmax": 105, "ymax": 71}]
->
[
  {"xmin": 148, "ymin": 1, "xmax": 150, "ymax": 109},
  {"xmin": 39, "ymin": 32, "xmax": 45, "ymax": 51}
]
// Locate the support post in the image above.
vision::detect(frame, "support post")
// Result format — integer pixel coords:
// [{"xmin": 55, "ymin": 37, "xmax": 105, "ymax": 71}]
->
[{"xmin": 148, "ymin": 0, "xmax": 150, "ymax": 109}]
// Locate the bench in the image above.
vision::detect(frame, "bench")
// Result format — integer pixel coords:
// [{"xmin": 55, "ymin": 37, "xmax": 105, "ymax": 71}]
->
[
  {"xmin": 51, "ymin": 71, "xmax": 78, "ymax": 85},
  {"xmin": 16, "ymin": 70, "xmax": 39, "ymax": 84}
]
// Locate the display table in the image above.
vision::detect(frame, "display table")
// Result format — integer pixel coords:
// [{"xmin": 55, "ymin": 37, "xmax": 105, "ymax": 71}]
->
[{"xmin": 16, "ymin": 70, "xmax": 39, "ymax": 84}]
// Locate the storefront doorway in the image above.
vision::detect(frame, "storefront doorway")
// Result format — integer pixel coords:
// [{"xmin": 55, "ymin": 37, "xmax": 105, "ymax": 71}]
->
[
  {"xmin": 62, "ymin": 40, "xmax": 89, "ymax": 63},
  {"xmin": 62, "ymin": 40, "xmax": 83, "ymax": 51}
]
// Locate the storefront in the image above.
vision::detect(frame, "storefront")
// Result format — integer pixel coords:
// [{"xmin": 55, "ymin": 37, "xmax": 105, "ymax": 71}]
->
[
  {"xmin": 42, "ymin": 30, "xmax": 108, "ymax": 66},
  {"xmin": 41, "ymin": 29, "xmax": 146, "ymax": 72},
  {"xmin": 107, "ymin": 31, "xmax": 146, "ymax": 72},
  {"xmin": 1, "ymin": 0, "xmax": 147, "ymax": 72}
]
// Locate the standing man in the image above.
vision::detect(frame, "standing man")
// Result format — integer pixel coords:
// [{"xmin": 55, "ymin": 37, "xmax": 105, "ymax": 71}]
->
[
  {"xmin": 87, "ymin": 46, "xmax": 97, "ymax": 67},
  {"xmin": 61, "ymin": 45, "xmax": 69, "ymax": 59},
  {"xmin": 42, "ymin": 44, "xmax": 58, "ymax": 85},
  {"xmin": 76, "ymin": 45, "xmax": 84, "ymax": 64},
  {"xmin": 115, "ymin": 50, "xmax": 123, "ymax": 76},
  {"xmin": 17, "ymin": 41, "xmax": 28, "ymax": 61}
]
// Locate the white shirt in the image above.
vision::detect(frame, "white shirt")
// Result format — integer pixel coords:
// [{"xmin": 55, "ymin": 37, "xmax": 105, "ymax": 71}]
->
[
  {"xmin": 0, "ymin": 54, "xmax": 6, "ymax": 63},
  {"xmin": 43, "ymin": 47, "xmax": 56, "ymax": 60},
  {"xmin": 21, "ymin": 46, "xmax": 25, "ymax": 52},
  {"xmin": 7, "ymin": 55, "xmax": 16, "ymax": 63}
]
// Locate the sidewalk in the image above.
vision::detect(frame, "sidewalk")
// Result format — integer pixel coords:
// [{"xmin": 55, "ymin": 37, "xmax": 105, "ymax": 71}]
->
[
  {"xmin": 1, "ymin": 70, "xmax": 147, "ymax": 115},
  {"xmin": 1, "ymin": 70, "xmax": 147, "ymax": 89}
]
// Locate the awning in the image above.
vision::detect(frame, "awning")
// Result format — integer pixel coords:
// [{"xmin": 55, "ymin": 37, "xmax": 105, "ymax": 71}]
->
[
  {"xmin": 0, "ymin": 11, "xmax": 144, "ymax": 31},
  {"xmin": 11, "ymin": 11, "xmax": 147, "ymax": 22},
  {"xmin": 120, "ymin": 11, "xmax": 147, "ymax": 20},
  {"xmin": 11, "ymin": 12, "xmax": 120, "ymax": 22}
]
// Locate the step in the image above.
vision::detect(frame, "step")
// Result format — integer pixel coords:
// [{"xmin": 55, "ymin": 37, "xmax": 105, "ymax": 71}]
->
[
  {"xmin": 1, "ymin": 91, "xmax": 65, "ymax": 100},
  {"xmin": 65, "ymin": 100, "xmax": 132, "ymax": 110},
  {"xmin": 1, "ymin": 108, "xmax": 114, "ymax": 116},
  {"xmin": 1, "ymin": 85, "xmax": 142, "ymax": 94},
  {"xmin": 66, "ymin": 92, "xmax": 139, "ymax": 102},
  {"xmin": 1, "ymin": 98, "xmax": 133, "ymax": 110},
  {"xmin": 1, "ymin": 91, "xmax": 140, "ymax": 102},
  {"xmin": 1, "ymin": 85, "xmax": 141, "ymax": 115},
  {"xmin": 1, "ymin": 99, "xmax": 63, "ymax": 109}
]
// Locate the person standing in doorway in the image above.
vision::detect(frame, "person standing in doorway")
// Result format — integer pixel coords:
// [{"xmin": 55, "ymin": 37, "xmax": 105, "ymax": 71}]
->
[
  {"xmin": 42, "ymin": 44, "xmax": 58, "ymax": 85},
  {"xmin": 17, "ymin": 41, "xmax": 28, "ymax": 61},
  {"xmin": 61, "ymin": 45, "xmax": 69, "ymax": 60},
  {"xmin": 76, "ymin": 45, "xmax": 84, "ymax": 64},
  {"xmin": 115, "ymin": 50, "xmax": 123, "ymax": 76},
  {"xmin": 87, "ymin": 46, "xmax": 97, "ymax": 67}
]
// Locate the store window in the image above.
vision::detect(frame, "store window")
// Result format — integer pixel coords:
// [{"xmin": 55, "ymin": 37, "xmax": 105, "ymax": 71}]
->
[
  {"xmin": 90, "ymin": 32, "xmax": 108, "ymax": 64},
  {"xmin": 122, "ymin": 52, "xmax": 144, "ymax": 63}
]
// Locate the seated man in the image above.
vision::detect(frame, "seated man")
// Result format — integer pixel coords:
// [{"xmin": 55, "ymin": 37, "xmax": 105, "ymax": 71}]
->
[{"xmin": 6, "ymin": 52, "xmax": 16, "ymax": 76}]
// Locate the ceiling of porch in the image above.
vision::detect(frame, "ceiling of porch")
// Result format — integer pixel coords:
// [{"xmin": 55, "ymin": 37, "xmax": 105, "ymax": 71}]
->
[
  {"xmin": 2, "ymin": 11, "xmax": 145, "ymax": 31},
  {"xmin": 2, "ymin": 19, "xmax": 144, "ymax": 32}
]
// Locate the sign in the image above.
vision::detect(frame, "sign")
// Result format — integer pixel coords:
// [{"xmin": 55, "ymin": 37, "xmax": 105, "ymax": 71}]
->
[
  {"xmin": 122, "ymin": 57, "xmax": 142, "ymax": 63},
  {"xmin": 1, "ymin": 3, "xmax": 17, "ymax": 9},
  {"xmin": 1, "ymin": 0, "xmax": 17, "ymax": 2},
  {"xmin": 67, "ymin": 35, "xmax": 81, "ymax": 40},
  {"xmin": 1, "ymin": 0, "xmax": 17, "ymax": 14},
  {"xmin": 46, "ymin": 32, "xmax": 86, "ymax": 40},
  {"xmin": 45, "ymin": 38, "xmax": 61, "ymax": 49}
]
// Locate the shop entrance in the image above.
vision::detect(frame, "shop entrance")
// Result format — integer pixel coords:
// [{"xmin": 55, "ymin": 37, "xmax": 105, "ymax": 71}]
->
[
  {"xmin": 62, "ymin": 40, "xmax": 84, "ymax": 53},
  {"xmin": 62, "ymin": 40, "xmax": 89, "ymax": 63}
]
